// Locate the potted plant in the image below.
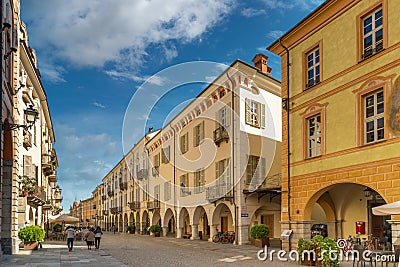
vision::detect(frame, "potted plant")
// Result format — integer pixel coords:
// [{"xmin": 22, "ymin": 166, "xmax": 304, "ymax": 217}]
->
[
  {"xmin": 18, "ymin": 225, "xmax": 45, "ymax": 250},
  {"xmin": 127, "ymin": 225, "xmax": 135, "ymax": 234},
  {"xmin": 149, "ymin": 224, "xmax": 162, "ymax": 237},
  {"xmin": 311, "ymin": 235, "xmax": 339, "ymax": 267},
  {"xmin": 19, "ymin": 176, "xmax": 36, "ymax": 196},
  {"xmin": 297, "ymin": 238, "xmax": 314, "ymax": 266},
  {"xmin": 250, "ymin": 224, "xmax": 270, "ymax": 248},
  {"xmin": 53, "ymin": 223, "xmax": 62, "ymax": 232}
]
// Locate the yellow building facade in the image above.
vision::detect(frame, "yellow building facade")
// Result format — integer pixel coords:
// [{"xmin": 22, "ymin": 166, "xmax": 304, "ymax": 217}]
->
[{"xmin": 269, "ymin": 0, "xmax": 400, "ymax": 249}]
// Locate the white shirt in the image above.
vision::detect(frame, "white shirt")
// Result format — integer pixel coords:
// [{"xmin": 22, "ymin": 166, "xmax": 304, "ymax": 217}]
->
[{"xmin": 65, "ymin": 228, "xmax": 76, "ymax": 239}]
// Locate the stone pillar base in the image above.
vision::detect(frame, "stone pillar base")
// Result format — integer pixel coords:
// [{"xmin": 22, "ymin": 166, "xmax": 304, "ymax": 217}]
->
[
  {"xmin": 191, "ymin": 224, "xmax": 199, "ymax": 240},
  {"xmin": 388, "ymin": 220, "xmax": 400, "ymax": 250},
  {"xmin": 1, "ymin": 237, "xmax": 19, "ymax": 255},
  {"xmin": 209, "ymin": 225, "xmax": 217, "ymax": 242},
  {"xmin": 237, "ymin": 225, "xmax": 250, "ymax": 245},
  {"xmin": 162, "ymin": 227, "xmax": 168, "ymax": 237},
  {"xmin": 177, "ymin": 227, "xmax": 183, "ymax": 238}
]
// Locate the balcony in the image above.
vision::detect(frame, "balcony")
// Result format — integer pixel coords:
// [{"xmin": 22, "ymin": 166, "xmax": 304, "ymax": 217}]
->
[
  {"xmin": 147, "ymin": 200, "xmax": 160, "ymax": 210},
  {"xmin": 243, "ymin": 173, "xmax": 282, "ymax": 194},
  {"xmin": 23, "ymin": 128, "xmax": 32, "ymax": 149},
  {"xmin": 129, "ymin": 201, "xmax": 141, "ymax": 210},
  {"xmin": 101, "ymin": 195, "xmax": 107, "ymax": 201},
  {"xmin": 107, "ymin": 189, "xmax": 114, "ymax": 197},
  {"xmin": 194, "ymin": 185, "xmax": 205, "ymax": 194},
  {"xmin": 103, "ymin": 210, "xmax": 109, "ymax": 216},
  {"xmin": 206, "ymin": 182, "xmax": 232, "ymax": 202},
  {"xmin": 42, "ymin": 200, "xmax": 52, "ymax": 210},
  {"xmin": 213, "ymin": 126, "xmax": 229, "ymax": 146},
  {"xmin": 152, "ymin": 166, "xmax": 159, "ymax": 177},
  {"xmin": 180, "ymin": 187, "xmax": 191, "ymax": 197},
  {"xmin": 27, "ymin": 186, "xmax": 47, "ymax": 206},
  {"xmin": 110, "ymin": 207, "xmax": 122, "ymax": 214},
  {"xmin": 119, "ymin": 181, "xmax": 127, "ymax": 190},
  {"xmin": 48, "ymin": 173, "xmax": 57, "ymax": 183},
  {"xmin": 137, "ymin": 169, "xmax": 148, "ymax": 180}
]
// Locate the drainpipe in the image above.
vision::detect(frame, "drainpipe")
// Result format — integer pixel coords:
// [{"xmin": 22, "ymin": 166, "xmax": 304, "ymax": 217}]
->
[
  {"xmin": 226, "ymin": 72, "xmax": 238, "ymax": 245},
  {"xmin": 169, "ymin": 124, "xmax": 177, "ymax": 236},
  {"xmin": 279, "ymin": 38, "xmax": 291, "ymax": 250}
]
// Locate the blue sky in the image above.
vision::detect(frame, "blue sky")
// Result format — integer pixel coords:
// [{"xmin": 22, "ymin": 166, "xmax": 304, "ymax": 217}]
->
[{"xmin": 20, "ymin": 0, "xmax": 324, "ymax": 211}]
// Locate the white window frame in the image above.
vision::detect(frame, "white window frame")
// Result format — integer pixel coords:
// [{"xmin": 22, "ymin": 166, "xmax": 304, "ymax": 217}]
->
[
  {"xmin": 362, "ymin": 7, "xmax": 383, "ymax": 59},
  {"xmin": 306, "ymin": 47, "xmax": 320, "ymax": 88},
  {"xmin": 364, "ymin": 90, "xmax": 384, "ymax": 144},
  {"xmin": 307, "ymin": 114, "xmax": 321, "ymax": 158},
  {"xmin": 245, "ymin": 98, "xmax": 265, "ymax": 128}
]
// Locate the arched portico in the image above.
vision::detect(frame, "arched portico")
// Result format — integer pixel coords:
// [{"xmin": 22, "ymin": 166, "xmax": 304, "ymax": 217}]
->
[
  {"xmin": 142, "ymin": 211, "xmax": 149, "ymax": 234},
  {"xmin": 129, "ymin": 212, "xmax": 134, "ymax": 226},
  {"xmin": 178, "ymin": 208, "xmax": 190, "ymax": 238},
  {"xmin": 301, "ymin": 183, "xmax": 389, "ymax": 244},
  {"xmin": 192, "ymin": 206, "xmax": 209, "ymax": 240},
  {"xmin": 123, "ymin": 213, "xmax": 128, "ymax": 233},
  {"xmin": 152, "ymin": 210, "xmax": 161, "ymax": 226},
  {"xmin": 119, "ymin": 214, "xmax": 123, "ymax": 232},
  {"xmin": 163, "ymin": 208, "xmax": 175, "ymax": 237},
  {"xmin": 210, "ymin": 203, "xmax": 234, "ymax": 241},
  {"xmin": 135, "ymin": 212, "xmax": 140, "ymax": 234}
]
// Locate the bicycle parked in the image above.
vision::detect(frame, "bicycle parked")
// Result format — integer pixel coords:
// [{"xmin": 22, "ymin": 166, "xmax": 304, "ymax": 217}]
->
[{"xmin": 212, "ymin": 231, "xmax": 235, "ymax": 244}]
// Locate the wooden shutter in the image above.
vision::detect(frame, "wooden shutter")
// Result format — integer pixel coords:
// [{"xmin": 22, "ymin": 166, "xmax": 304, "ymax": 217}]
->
[
  {"xmin": 245, "ymin": 98, "xmax": 251, "ymax": 124},
  {"xmin": 225, "ymin": 103, "xmax": 231, "ymax": 127},
  {"xmin": 200, "ymin": 121, "xmax": 204, "ymax": 141},
  {"xmin": 260, "ymin": 103, "xmax": 266, "ymax": 128},
  {"xmin": 23, "ymin": 155, "xmax": 32, "ymax": 177}
]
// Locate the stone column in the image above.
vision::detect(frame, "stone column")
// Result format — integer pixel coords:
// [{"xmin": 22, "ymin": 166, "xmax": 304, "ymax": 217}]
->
[
  {"xmin": 280, "ymin": 221, "xmax": 313, "ymax": 251},
  {"xmin": 190, "ymin": 224, "xmax": 199, "ymax": 240},
  {"xmin": 177, "ymin": 227, "xmax": 183, "ymax": 238},
  {"xmin": 388, "ymin": 220, "xmax": 400, "ymax": 250},
  {"xmin": 162, "ymin": 227, "xmax": 168, "ymax": 237},
  {"xmin": 209, "ymin": 225, "xmax": 218, "ymax": 242},
  {"xmin": 237, "ymin": 224, "xmax": 250, "ymax": 245}
]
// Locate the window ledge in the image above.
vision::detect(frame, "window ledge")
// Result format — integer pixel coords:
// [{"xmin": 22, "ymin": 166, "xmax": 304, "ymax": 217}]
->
[
  {"xmin": 304, "ymin": 155, "xmax": 322, "ymax": 161},
  {"xmin": 358, "ymin": 48, "xmax": 385, "ymax": 64},
  {"xmin": 304, "ymin": 81, "xmax": 321, "ymax": 91},
  {"xmin": 360, "ymin": 139, "xmax": 386, "ymax": 148}
]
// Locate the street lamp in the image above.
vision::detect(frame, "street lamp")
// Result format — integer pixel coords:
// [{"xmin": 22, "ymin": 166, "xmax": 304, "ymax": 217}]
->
[{"xmin": 2, "ymin": 105, "xmax": 38, "ymax": 131}]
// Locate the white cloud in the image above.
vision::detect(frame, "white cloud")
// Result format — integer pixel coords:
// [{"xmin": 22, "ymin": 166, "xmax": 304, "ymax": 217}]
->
[
  {"xmin": 261, "ymin": 0, "xmax": 324, "ymax": 10},
  {"xmin": 241, "ymin": 8, "xmax": 267, "ymax": 17},
  {"xmin": 92, "ymin": 102, "xmax": 106, "ymax": 109},
  {"xmin": 267, "ymin": 30, "xmax": 285, "ymax": 40},
  {"xmin": 22, "ymin": 0, "xmax": 235, "ymax": 82}
]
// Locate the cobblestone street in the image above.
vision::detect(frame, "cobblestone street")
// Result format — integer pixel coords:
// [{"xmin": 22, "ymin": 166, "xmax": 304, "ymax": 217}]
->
[{"xmin": 1, "ymin": 232, "xmax": 361, "ymax": 267}]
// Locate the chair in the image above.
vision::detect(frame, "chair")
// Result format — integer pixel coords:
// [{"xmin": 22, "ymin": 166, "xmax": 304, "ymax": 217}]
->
[{"xmin": 353, "ymin": 245, "xmax": 375, "ymax": 267}]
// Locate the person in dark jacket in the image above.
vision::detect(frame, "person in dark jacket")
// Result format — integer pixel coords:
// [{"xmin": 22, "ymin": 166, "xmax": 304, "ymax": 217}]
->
[{"xmin": 94, "ymin": 226, "xmax": 103, "ymax": 249}]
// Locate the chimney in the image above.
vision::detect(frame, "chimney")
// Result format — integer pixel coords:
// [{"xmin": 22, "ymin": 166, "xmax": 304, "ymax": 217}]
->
[{"xmin": 252, "ymin": 54, "xmax": 272, "ymax": 75}]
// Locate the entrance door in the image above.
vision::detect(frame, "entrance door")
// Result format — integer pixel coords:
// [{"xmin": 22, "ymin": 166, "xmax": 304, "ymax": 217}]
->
[
  {"xmin": 221, "ymin": 217, "xmax": 228, "ymax": 232},
  {"xmin": 261, "ymin": 215, "xmax": 274, "ymax": 237}
]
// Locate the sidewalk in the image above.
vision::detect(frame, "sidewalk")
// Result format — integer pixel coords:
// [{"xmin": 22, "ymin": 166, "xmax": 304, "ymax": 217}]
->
[{"xmin": 0, "ymin": 240, "xmax": 128, "ymax": 267}]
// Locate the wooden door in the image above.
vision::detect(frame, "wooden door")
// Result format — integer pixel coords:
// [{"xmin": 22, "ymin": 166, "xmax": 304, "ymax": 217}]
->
[
  {"xmin": 221, "ymin": 217, "xmax": 228, "ymax": 232},
  {"xmin": 261, "ymin": 215, "xmax": 274, "ymax": 237}
]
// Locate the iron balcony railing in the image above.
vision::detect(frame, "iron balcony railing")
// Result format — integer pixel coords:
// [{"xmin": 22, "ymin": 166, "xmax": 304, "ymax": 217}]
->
[
  {"xmin": 206, "ymin": 182, "xmax": 232, "ymax": 202},
  {"xmin": 147, "ymin": 200, "xmax": 160, "ymax": 210},
  {"xmin": 27, "ymin": 185, "xmax": 47, "ymax": 206},
  {"xmin": 129, "ymin": 201, "xmax": 141, "ymax": 210},
  {"xmin": 137, "ymin": 169, "xmax": 149, "ymax": 180},
  {"xmin": 213, "ymin": 126, "xmax": 229, "ymax": 146}
]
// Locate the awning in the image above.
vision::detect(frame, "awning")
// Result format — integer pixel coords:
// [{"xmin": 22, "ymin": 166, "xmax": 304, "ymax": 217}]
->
[{"xmin": 372, "ymin": 201, "xmax": 400, "ymax": 216}]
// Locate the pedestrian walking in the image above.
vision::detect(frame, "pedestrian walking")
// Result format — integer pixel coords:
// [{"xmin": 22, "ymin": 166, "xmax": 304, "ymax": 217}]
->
[
  {"xmin": 94, "ymin": 226, "xmax": 103, "ymax": 249},
  {"xmin": 85, "ymin": 228, "xmax": 95, "ymax": 250},
  {"xmin": 65, "ymin": 226, "xmax": 76, "ymax": 252},
  {"xmin": 112, "ymin": 224, "xmax": 116, "ymax": 234}
]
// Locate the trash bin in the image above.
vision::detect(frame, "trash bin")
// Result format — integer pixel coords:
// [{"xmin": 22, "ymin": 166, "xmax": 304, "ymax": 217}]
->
[
  {"xmin": 311, "ymin": 224, "xmax": 328, "ymax": 239},
  {"xmin": 199, "ymin": 231, "xmax": 203, "ymax": 240}
]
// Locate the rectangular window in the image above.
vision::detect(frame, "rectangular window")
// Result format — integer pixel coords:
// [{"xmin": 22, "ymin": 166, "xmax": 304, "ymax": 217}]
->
[
  {"xmin": 245, "ymin": 99, "xmax": 265, "ymax": 128},
  {"xmin": 217, "ymin": 104, "xmax": 231, "ymax": 128},
  {"xmin": 362, "ymin": 6, "xmax": 383, "ymax": 59},
  {"xmin": 154, "ymin": 185, "xmax": 160, "ymax": 200},
  {"xmin": 153, "ymin": 153, "xmax": 160, "ymax": 168},
  {"xmin": 215, "ymin": 158, "xmax": 230, "ymax": 185},
  {"xmin": 180, "ymin": 133, "xmax": 189, "ymax": 153},
  {"xmin": 164, "ymin": 182, "xmax": 171, "ymax": 201},
  {"xmin": 364, "ymin": 90, "xmax": 384, "ymax": 144},
  {"xmin": 180, "ymin": 174, "xmax": 190, "ymax": 197},
  {"xmin": 306, "ymin": 47, "xmax": 320, "ymax": 88},
  {"xmin": 246, "ymin": 156, "xmax": 266, "ymax": 185},
  {"xmin": 193, "ymin": 122, "xmax": 204, "ymax": 147},
  {"xmin": 161, "ymin": 146, "xmax": 170, "ymax": 164},
  {"xmin": 307, "ymin": 114, "xmax": 321, "ymax": 157},
  {"xmin": 194, "ymin": 170, "xmax": 205, "ymax": 194}
]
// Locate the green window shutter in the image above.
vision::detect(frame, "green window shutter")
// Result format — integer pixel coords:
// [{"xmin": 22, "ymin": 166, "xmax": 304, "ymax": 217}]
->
[
  {"xmin": 260, "ymin": 103, "xmax": 266, "ymax": 129},
  {"xmin": 200, "ymin": 121, "xmax": 204, "ymax": 140}
]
